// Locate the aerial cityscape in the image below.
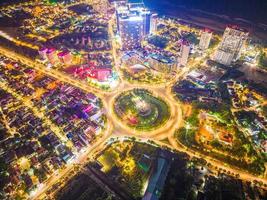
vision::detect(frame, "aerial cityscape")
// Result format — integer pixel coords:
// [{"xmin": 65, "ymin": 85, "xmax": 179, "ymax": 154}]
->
[{"xmin": 0, "ymin": 0, "xmax": 267, "ymax": 199}]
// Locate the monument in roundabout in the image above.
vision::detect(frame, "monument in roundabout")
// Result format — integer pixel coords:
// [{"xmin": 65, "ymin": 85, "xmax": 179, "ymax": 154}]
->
[{"xmin": 113, "ymin": 89, "xmax": 170, "ymax": 131}]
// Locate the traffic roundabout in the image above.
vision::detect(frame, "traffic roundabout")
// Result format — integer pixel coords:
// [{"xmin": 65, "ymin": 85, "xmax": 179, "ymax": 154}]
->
[{"xmin": 113, "ymin": 88, "xmax": 171, "ymax": 132}]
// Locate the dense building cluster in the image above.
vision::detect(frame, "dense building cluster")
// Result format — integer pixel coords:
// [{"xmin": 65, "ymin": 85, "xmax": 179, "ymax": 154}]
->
[
  {"xmin": 0, "ymin": 54, "xmax": 105, "ymax": 197},
  {"xmin": 0, "ymin": 0, "xmax": 266, "ymax": 199}
]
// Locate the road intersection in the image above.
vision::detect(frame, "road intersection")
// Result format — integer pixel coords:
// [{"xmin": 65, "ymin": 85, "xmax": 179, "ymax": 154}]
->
[{"xmin": 0, "ymin": 32, "xmax": 266, "ymax": 200}]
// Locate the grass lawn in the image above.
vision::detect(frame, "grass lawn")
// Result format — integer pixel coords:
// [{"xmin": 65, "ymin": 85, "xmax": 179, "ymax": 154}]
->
[{"xmin": 114, "ymin": 89, "xmax": 170, "ymax": 131}]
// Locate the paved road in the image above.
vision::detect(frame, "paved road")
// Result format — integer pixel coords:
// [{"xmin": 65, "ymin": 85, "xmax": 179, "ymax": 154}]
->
[{"xmin": 0, "ymin": 24, "xmax": 266, "ymax": 200}]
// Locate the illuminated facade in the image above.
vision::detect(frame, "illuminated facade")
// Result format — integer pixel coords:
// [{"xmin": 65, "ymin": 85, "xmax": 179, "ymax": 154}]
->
[
  {"xmin": 38, "ymin": 47, "xmax": 48, "ymax": 60},
  {"xmin": 150, "ymin": 13, "xmax": 158, "ymax": 34},
  {"xmin": 58, "ymin": 51, "xmax": 72, "ymax": 65},
  {"xmin": 147, "ymin": 54, "xmax": 176, "ymax": 72},
  {"xmin": 141, "ymin": 9, "xmax": 151, "ymax": 35},
  {"xmin": 178, "ymin": 40, "xmax": 190, "ymax": 67},
  {"xmin": 214, "ymin": 50, "xmax": 235, "ymax": 66},
  {"xmin": 214, "ymin": 25, "xmax": 249, "ymax": 65},
  {"xmin": 122, "ymin": 51, "xmax": 176, "ymax": 73},
  {"xmin": 199, "ymin": 28, "xmax": 212, "ymax": 50},
  {"xmin": 116, "ymin": 0, "xmax": 154, "ymax": 50},
  {"xmin": 118, "ymin": 15, "xmax": 144, "ymax": 50},
  {"xmin": 47, "ymin": 49, "xmax": 59, "ymax": 64}
]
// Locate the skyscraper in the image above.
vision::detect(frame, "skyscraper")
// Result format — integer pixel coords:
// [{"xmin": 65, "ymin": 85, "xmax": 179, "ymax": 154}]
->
[
  {"xmin": 150, "ymin": 13, "xmax": 158, "ymax": 34},
  {"xmin": 214, "ymin": 25, "xmax": 248, "ymax": 65},
  {"xmin": 141, "ymin": 9, "xmax": 151, "ymax": 35},
  {"xmin": 116, "ymin": 0, "xmax": 153, "ymax": 50},
  {"xmin": 115, "ymin": 2, "xmax": 128, "ymax": 33},
  {"xmin": 199, "ymin": 28, "xmax": 212, "ymax": 50},
  {"xmin": 118, "ymin": 14, "xmax": 144, "ymax": 50},
  {"xmin": 178, "ymin": 40, "xmax": 190, "ymax": 67}
]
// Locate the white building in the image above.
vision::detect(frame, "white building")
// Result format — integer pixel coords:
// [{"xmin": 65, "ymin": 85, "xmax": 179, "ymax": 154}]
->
[
  {"xmin": 150, "ymin": 13, "xmax": 158, "ymax": 34},
  {"xmin": 214, "ymin": 25, "xmax": 249, "ymax": 65},
  {"xmin": 199, "ymin": 28, "xmax": 212, "ymax": 50},
  {"xmin": 214, "ymin": 49, "xmax": 235, "ymax": 66},
  {"xmin": 178, "ymin": 40, "xmax": 190, "ymax": 67}
]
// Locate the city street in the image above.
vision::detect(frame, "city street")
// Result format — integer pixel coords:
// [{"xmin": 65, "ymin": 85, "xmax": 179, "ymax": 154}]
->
[
  {"xmin": 1, "ymin": 43, "xmax": 267, "ymax": 200},
  {"xmin": 0, "ymin": 1, "xmax": 267, "ymax": 198}
]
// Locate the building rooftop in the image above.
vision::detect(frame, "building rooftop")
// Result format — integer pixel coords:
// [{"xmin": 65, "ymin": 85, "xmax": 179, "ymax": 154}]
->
[
  {"xmin": 226, "ymin": 24, "xmax": 249, "ymax": 33},
  {"xmin": 203, "ymin": 28, "xmax": 213, "ymax": 33},
  {"xmin": 142, "ymin": 150, "xmax": 173, "ymax": 200}
]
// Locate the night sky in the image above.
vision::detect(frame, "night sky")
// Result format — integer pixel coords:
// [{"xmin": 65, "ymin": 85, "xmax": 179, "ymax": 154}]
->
[
  {"xmin": 144, "ymin": 0, "xmax": 267, "ymax": 23},
  {"xmin": 1, "ymin": 0, "xmax": 267, "ymax": 23}
]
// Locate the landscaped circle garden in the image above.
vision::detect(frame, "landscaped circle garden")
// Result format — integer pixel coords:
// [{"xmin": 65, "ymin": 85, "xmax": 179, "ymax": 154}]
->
[{"xmin": 113, "ymin": 89, "xmax": 170, "ymax": 131}]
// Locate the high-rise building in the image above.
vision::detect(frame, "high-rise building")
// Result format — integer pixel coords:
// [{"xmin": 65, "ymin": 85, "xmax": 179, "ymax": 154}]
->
[
  {"xmin": 115, "ymin": 2, "xmax": 128, "ymax": 33},
  {"xmin": 150, "ymin": 13, "xmax": 158, "ymax": 34},
  {"xmin": 141, "ymin": 9, "xmax": 151, "ymax": 35},
  {"xmin": 118, "ymin": 14, "xmax": 144, "ymax": 50},
  {"xmin": 199, "ymin": 28, "xmax": 212, "ymax": 50},
  {"xmin": 116, "ymin": 0, "xmax": 153, "ymax": 50},
  {"xmin": 214, "ymin": 25, "xmax": 248, "ymax": 65},
  {"xmin": 213, "ymin": 50, "xmax": 234, "ymax": 66},
  {"xmin": 178, "ymin": 40, "xmax": 190, "ymax": 67}
]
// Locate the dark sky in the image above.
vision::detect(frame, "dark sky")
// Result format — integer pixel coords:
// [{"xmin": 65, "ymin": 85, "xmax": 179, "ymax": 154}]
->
[
  {"xmin": 144, "ymin": 0, "xmax": 267, "ymax": 23},
  {"xmin": 1, "ymin": 0, "xmax": 267, "ymax": 23}
]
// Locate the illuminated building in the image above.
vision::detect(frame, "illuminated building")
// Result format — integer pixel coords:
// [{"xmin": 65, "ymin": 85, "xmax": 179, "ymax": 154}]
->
[
  {"xmin": 82, "ymin": 37, "xmax": 87, "ymax": 46},
  {"xmin": 58, "ymin": 51, "xmax": 72, "ymax": 65},
  {"xmin": 92, "ymin": 0, "xmax": 109, "ymax": 16},
  {"xmin": 214, "ymin": 50, "xmax": 235, "ymax": 66},
  {"xmin": 147, "ymin": 53, "xmax": 176, "ymax": 72},
  {"xmin": 199, "ymin": 28, "xmax": 212, "ymax": 50},
  {"xmin": 142, "ymin": 150, "xmax": 172, "ymax": 200},
  {"xmin": 122, "ymin": 51, "xmax": 144, "ymax": 67},
  {"xmin": 39, "ymin": 47, "xmax": 59, "ymax": 64},
  {"xmin": 150, "ymin": 13, "xmax": 158, "ymax": 34},
  {"xmin": 94, "ymin": 68, "xmax": 112, "ymax": 82},
  {"xmin": 141, "ymin": 9, "xmax": 152, "ymax": 35},
  {"xmin": 38, "ymin": 47, "xmax": 48, "ymax": 60},
  {"xmin": 127, "ymin": 1, "xmax": 151, "ymax": 35},
  {"xmin": 116, "ymin": 0, "xmax": 154, "ymax": 50},
  {"xmin": 46, "ymin": 48, "xmax": 58, "ymax": 64},
  {"xmin": 87, "ymin": 37, "xmax": 93, "ymax": 48},
  {"xmin": 214, "ymin": 25, "xmax": 249, "ymax": 65},
  {"xmin": 122, "ymin": 51, "xmax": 176, "ymax": 73},
  {"xmin": 118, "ymin": 14, "xmax": 144, "ymax": 50},
  {"xmin": 178, "ymin": 40, "xmax": 190, "ymax": 67}
]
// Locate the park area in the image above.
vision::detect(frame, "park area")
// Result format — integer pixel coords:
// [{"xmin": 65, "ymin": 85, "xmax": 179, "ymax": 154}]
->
[
  {"xmin": 96, "ymin": 141, "xmax": 157, "ymax": 199},
  {"xmin": 113, "ymin": 89, "xmax": 170, "ymax": 131}
]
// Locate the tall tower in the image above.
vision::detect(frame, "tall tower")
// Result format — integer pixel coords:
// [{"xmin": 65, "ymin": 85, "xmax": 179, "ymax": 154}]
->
[
  {"xmin": 150, "ymin": 13, "xmax": 158, "ymax": 34},
  {"xmin": 127, "ymin": 0, "xmax": 151, "ymax": 36},
  {"xmin": 199, "ymin": 28, "xmax": 212, "ymax": 50},
  {"xmin": 118, "ymin": 14, "xmax": 144, "ymax": 50},
  {"xmin": 214, "ymin": 25, "xmax": 248, "ymax": 65},
  {"xmin": 116, "ymin": 0, "xmax": 153, "ymax": 50},
  {"xmin": 178, "ymin": 40, "xmax": 190, "ymax": 67},
  {"xmin": 141, "ymin": 9, "xmax": 151, "ymax": 35}
]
